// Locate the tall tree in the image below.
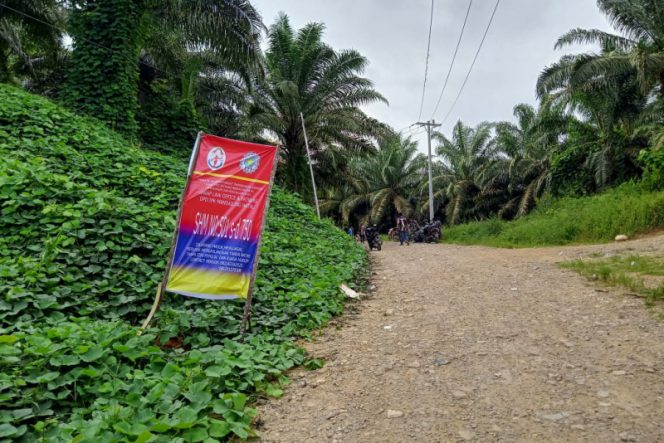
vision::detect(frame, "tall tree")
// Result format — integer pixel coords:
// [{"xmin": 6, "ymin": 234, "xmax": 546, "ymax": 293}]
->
[
  {"xmin": 432, "ymin": 121, "xmax": 503, "ymax": 225},
  {"xmin": 494, "ymin": 103, "xmax": 572, "ymax": 217},
  {"xmin": 336, "ymin": 135, "xmax": 424, "ymax": 226},
  {"xmin": 538, "ymin": 0, "xmax": 664, "ymax": 100},
  {"xmin": 245, "ymin": 14, "xmax": 388, "ymax": 196},
  {"xmin": 539, "ymin": 61, "xmax": 647, "ymax": 188},
  {"xmin": 0, "ymin": 0, "xmax": 63, "ymax": 83},
  {"xmin": 63, "ymin": 0, "xmax": 263, "ymax": 138},
  {"xmin": 536, "ymin": 0, "xmax": 660, "ymax": 189}
]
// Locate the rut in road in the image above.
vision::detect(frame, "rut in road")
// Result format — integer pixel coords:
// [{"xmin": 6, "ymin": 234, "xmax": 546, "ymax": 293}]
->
[{"xmin": 257, "ymin": 237, "xmax": 664, "ymax": 442}]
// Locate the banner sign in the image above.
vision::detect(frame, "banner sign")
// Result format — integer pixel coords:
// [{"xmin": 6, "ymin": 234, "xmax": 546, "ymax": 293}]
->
[{"xmin": 166, "ymin": 134, "xmax": 278, "ymax": 299}]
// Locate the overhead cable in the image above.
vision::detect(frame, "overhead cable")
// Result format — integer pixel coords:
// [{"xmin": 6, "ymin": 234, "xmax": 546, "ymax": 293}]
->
[
  {"xmin": 429, "ymin": 0, "xmax": 473, "ymax": 118},
  {"xmin": 416, "ymin": 0, "xmax": 435, "ymax": 121},
  {"xmin": 439, "ymin": 0, "xmax": 501, "ymax": 124}
]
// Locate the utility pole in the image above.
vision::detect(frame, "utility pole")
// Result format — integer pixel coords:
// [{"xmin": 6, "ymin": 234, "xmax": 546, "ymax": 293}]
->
[{"xmin": 415, "ymin": 120, "xmax": 441, "ymax": 222}]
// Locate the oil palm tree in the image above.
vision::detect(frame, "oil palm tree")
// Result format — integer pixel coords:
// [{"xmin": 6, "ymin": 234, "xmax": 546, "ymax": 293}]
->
[
  {"xmin": 538, "ymin": 0, "xmax": 664, "ymax": 100},
  {"xmin": 494, "ymin": 103, "xmax": 572, "ymax": 217},
  {"xmin": 338, "ymin": 136, "xmax": 424, "ymax": 226},
  {"xmin": 432, "ymin": 121, "xmax": 504, "ymax": 225},
  {"xmin": 65, "ymin": 0, "xmax": 263, "ymax": 137},
  {"xmin": 0, "ymin": 0, "xmax": 64, "ymax": 83},
  {"xmin": 539, "ymin": 62, "xmax": 647, "ymax": 188},
  {"xmin": 536, "ymin": 0, "xmax": 658, "ymax": 189},
  {"xmin": 244, "ymin": 14, "xmax": 388, "ymax": 197}
]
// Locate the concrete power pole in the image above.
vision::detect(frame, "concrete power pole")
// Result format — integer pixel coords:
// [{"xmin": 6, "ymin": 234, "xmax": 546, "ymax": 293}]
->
[{"xmin": 416, "ymin": 120, "xmax": 441, "ymax": 222}]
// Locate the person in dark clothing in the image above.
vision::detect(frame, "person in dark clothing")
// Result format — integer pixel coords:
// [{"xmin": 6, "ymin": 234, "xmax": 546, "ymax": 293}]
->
[
  {"xmin": 359, "ymin": 223, "xmax": 367, "ymax": 244},
  {"xmin": 397, "ymin": 213, "xmax": 409, "ymax": 246}
]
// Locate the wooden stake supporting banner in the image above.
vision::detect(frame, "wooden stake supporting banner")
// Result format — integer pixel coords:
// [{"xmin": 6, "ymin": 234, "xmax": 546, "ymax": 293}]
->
[
  {"xmin": 139, "ymin": 284, "xmax": 162, "ymax": 332},
  {"xmin": 139, "ymin": 132, "xmax": 203, "ymax": 332},
  {"xmin": 241, "ymin": 146, "xmax": 280, "ymax": 333}
]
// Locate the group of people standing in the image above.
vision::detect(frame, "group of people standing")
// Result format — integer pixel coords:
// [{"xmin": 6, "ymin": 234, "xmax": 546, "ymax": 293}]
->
[
  {"xmin": 347, "ymin": 213, "xmax": 420, "ymax": 250},
  {"xmin": 347, "ymin": 224, "xmax": 375, "ymax": 244}
]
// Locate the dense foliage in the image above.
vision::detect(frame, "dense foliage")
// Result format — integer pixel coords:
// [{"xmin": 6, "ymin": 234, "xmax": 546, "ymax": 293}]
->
[
  {"xmin": 244, "ymin": 14, "xmax": 389, "ymax": 196},
  {"xmin": 443, "ymin": 182, "xmax": 664, "ymax": 248},
  {"xmin": 0, "ymin": 84, "xmax": 366, "ymax": 441},
  {"xmin": 6, "ymin": 0, "xmax": 663, "ymax": 231},
  {"xmin": 0, "ymin": 0, "xmax": 63, "ymax": 86},
  {"xmin": 63, "ymin": 0, "xmax": 147, "ymax": 137},
  {"xmin": 62, "ymin": 0, "xmax": 263, "ymax": 142},
  {"xmin": 321, "ymin": 136, "xmax": 425, "ymax": 227}
]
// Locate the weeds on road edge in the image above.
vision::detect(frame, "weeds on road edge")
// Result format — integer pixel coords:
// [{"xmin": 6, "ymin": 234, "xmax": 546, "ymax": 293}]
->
[{"xmin": 561, "ymin": 255, "xmax": 664, "ymax": 307}]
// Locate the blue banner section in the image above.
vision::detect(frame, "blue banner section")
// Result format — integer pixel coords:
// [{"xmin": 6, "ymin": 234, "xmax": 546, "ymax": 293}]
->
[{"xmin": 171, "ymin": 231, "xmax": 258, "ymax": 274}]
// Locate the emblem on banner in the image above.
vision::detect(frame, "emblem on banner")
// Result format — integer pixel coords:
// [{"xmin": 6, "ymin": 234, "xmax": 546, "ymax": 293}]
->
[
  {"xmin": 240, "ymin": 152, "xmax": 260, "ymax": 174},
  {"xmin": 207, "ymin": 147, "xmax": 226, "ymax": 170}
]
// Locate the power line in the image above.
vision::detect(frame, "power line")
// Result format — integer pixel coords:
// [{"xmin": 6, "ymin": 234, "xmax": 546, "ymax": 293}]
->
[
  {"xmin": 416, "ymin": 0, "xmax": 435, "ymax": 121},
  {"xmin": 439, "ymin": 0, "xmax": 501, "ymax": 125},
  {"xmin": 429, "ymin": 0, "xmax": 473, "ymax": 119},
  {"xmin": 396, "ymin": 124, "xmax": 426, "ymax": 137},
  {"xmin": 397, "ymin": 123, "xmax": 413, "ymax": 133}
]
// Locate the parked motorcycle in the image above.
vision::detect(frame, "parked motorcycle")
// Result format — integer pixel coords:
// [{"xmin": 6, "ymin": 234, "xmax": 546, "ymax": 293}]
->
[
  {"xmin": 413, "ymin": 221, "xmax": 441, "ymax": 243},
  {"xmin": 365, "ymin": 226, "xmax": 382, "ymax": 251}
]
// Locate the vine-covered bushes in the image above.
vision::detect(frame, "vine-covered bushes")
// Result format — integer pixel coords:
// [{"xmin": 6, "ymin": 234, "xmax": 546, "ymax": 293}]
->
[
  {"xmin": 62, "ymin": 0, "xmax": 148, "ymax": 137},
  {"xmin": 137, "ymin": 80, "xmax": 202, "ymax": 157},
  {"xmin": 0, "ymin": 84, "xmax": 366, "ymax": 441}
]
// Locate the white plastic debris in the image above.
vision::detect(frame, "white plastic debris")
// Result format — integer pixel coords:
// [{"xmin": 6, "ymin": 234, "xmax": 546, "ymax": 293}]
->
[{"xmin": 340, "ymin": 283, "xmax": 359, "ymax": 299}]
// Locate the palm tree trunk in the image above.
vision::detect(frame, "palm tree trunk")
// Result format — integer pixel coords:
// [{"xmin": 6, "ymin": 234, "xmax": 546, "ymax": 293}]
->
[
  {"xmin": 0, "ymin": 48, "xmax": 10, "ymax": 83},
  {"xmin": 281, "ymin": 128, "xmax": 311, "ymax": 197}
]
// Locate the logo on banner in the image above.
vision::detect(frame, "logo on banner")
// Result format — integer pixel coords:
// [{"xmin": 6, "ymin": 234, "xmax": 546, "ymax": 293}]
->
[
  {"xmin": 240, "ymin": 152, "xmax": 260, "ymax": 174},
  {"xmin": 207, "ymin": 147, "xmax": 226, "ymax": 170}
]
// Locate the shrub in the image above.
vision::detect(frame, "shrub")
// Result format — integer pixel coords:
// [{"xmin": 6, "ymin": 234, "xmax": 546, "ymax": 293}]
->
[{"xmin": 444, "ymin": 182, "xmax": 664, "ymax": 247}]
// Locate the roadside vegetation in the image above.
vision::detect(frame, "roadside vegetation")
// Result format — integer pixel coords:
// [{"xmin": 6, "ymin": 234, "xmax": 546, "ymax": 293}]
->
[
  {"xmin": 443, "ymin": 183, "xmax": 664, "ymax": 247},
  {"xmin": 0, "ymin": 84, "xmax": 366, "ymax": 441},
  {"xmin": 561, "ymin": 254, "xmax": 664, "ymax": 307}
]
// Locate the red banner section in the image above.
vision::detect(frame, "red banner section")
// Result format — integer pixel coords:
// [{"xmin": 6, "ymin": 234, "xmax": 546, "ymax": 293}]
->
[{"xmin": 166, "ymin": 134, "xmax": 278, "ymax": 299}]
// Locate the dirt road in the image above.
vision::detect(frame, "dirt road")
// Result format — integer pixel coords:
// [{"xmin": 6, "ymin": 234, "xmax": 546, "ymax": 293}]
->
[{"xmin": 258, "ymin": 237, "xmax": 664, "ymax": 442}]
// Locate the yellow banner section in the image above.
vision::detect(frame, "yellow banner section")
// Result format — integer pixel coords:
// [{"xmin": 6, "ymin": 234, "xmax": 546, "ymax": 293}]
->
[
  {"xmin": 167, "ymin": 267, "xmax": 251, "ymax": 300},
  {"xmin": 192, "ymin": 171, "xmax": 270, "ymax": 185}
]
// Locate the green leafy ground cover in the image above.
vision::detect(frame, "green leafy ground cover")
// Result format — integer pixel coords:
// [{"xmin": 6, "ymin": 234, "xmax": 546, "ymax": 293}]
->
[
  {"xmin": 561, "ymin": 254, "xmax": 664, "ymax": 306},
  {"xmin": 443, "ymin": 183, "xmax": 664, "ymax": 248},
  {"xmin": 0, "ymin": 84, "xmax": 366, "ymax": 441}
]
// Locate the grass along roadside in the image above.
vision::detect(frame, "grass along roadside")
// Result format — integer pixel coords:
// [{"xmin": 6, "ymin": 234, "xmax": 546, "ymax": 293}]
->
[
  {"xmin": 442, "ymin": 183, "xmax": 664, "ymax": 248},
  {"xmin": 561, "ymin": 254, "xmax": 664, "ymax": 307}
]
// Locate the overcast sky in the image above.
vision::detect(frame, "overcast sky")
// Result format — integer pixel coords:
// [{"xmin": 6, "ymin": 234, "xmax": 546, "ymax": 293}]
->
[{"xmin": 250, "ymin": 0, "xmax": 613, "ymax": 152}]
